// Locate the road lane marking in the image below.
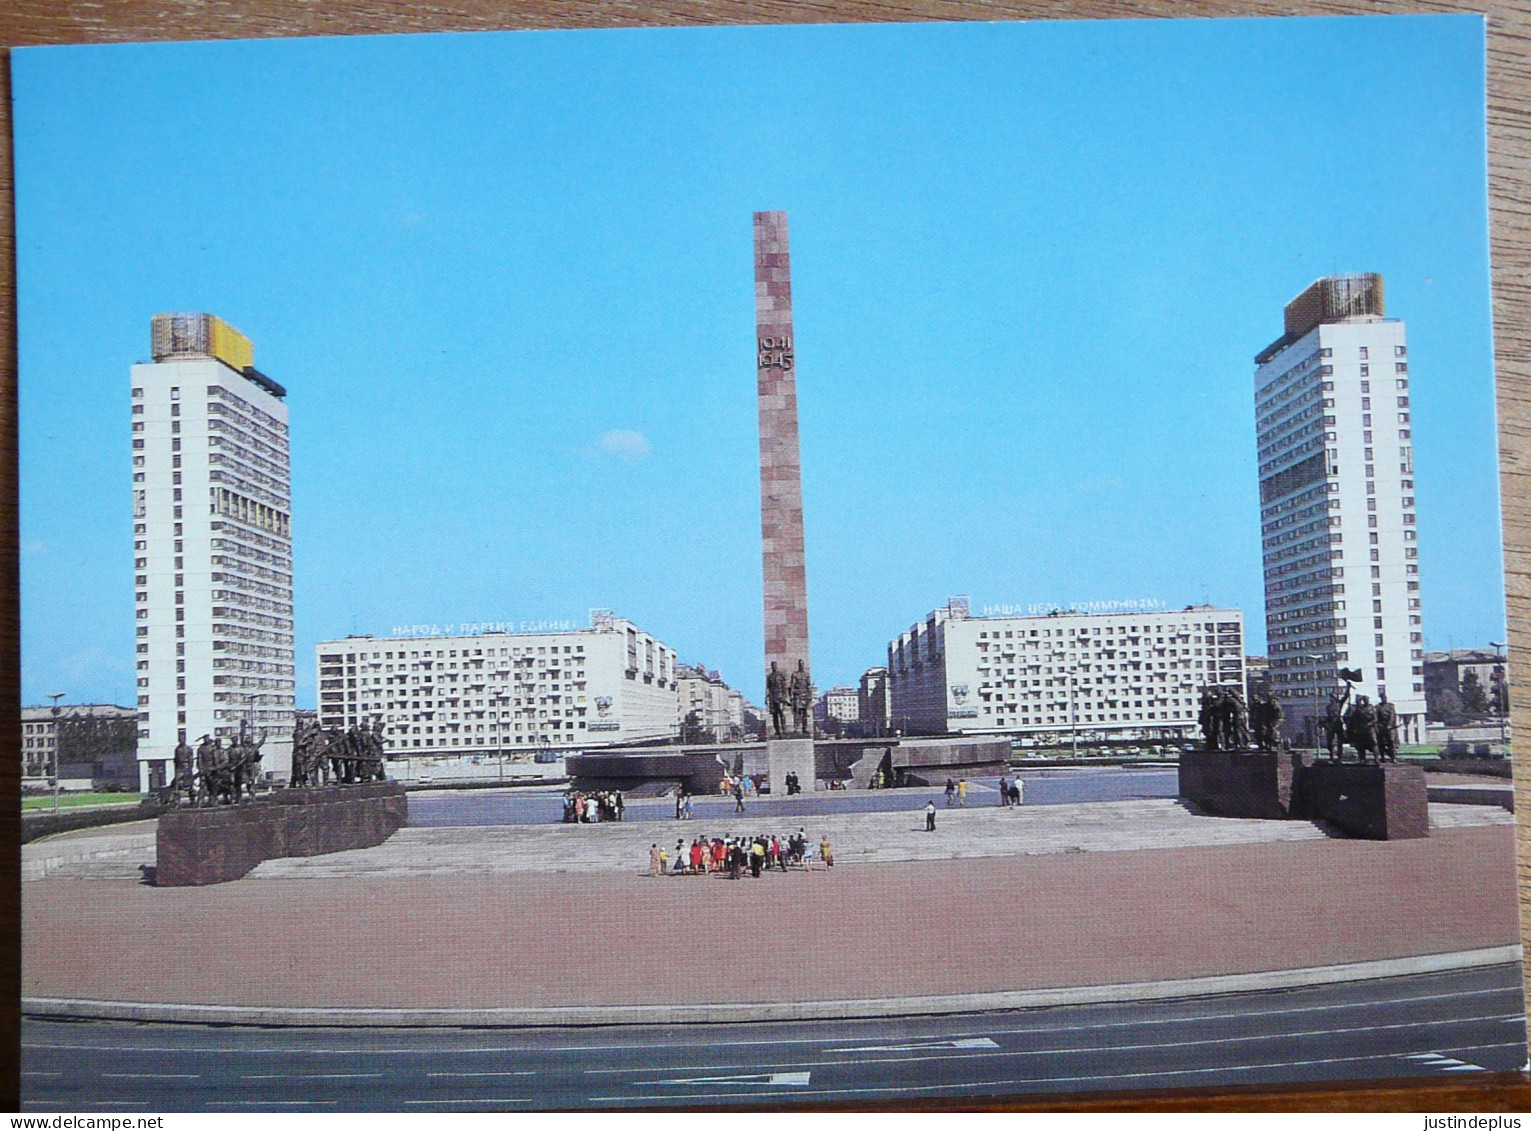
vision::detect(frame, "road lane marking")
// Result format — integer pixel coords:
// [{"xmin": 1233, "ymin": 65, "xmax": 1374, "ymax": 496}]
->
[
  {"xmin": 206, "ymin": 1100, "xmax": 338, "ymax": 1107},
  {"xmin": 242, "ymin": 1073, "xmax": 384, "ymax": 1080},
  {"xmin": 635, "ymin": 1071, "xmax": 811, "ymax": 1087},
  {"xmin": 101, "ymin": 1073, "xmax": 200, "ymax": 1079},
  {"xmin": 545, "ymin": 979, "xmax": 1526, "ymax": 1051},
  {"xmin": 825, "ymin": 1037, "xmax": 999, "ymax": 1052},
  {"xmin": 405, "ymin": 1099, "xmax": 534, "ymax": 1105},
  {"xmin": 589, "ymin": 1040, "xmax": 1530, "ymax": 1104},
  {"xmin": 21, "ymin": 979, "xmax": 1521, "ymax": 1057},
  {"xmin": 1403, "ymin": 1052, "xmax": 1487, "ymax": 1072},
  {"xmin": 582, "ymin": 1011, "xmax": 1523, "ymax": 1075},
  {"xmin": 21, "ymin": 974, "xmax": 1522, "ymax": 1060},
  {"xmin": 426, "ymin": 1071, "xmax": 538, "ymax": 1078}
]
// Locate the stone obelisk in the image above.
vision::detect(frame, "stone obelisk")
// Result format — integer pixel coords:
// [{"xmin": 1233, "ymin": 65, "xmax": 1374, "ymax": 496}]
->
[{"xmin": 755, "ymin": 210, "xmax": 815, "ymax": 797}]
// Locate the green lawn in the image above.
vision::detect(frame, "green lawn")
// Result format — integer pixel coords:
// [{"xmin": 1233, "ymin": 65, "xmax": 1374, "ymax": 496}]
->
[{"xmin": 22, "ymin": 791, "xmax": 144, "ymax": 810}]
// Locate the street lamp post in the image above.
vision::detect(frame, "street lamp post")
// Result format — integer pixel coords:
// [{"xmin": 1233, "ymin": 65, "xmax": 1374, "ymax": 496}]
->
[
  {"xmin": 1491, "ymin": 641, "xmax": 1509, "ymax": 752},
  {"xmin": 47, "ymin": 692, "xmax": 64, "ymax": 812},
  {"xmin": 1053, "ymin": 649, "xmax": 1078, "ymax": 758},
  {"xmin": 1301, "ymin": 654, "xmax": 1325, "ymax": 751}
]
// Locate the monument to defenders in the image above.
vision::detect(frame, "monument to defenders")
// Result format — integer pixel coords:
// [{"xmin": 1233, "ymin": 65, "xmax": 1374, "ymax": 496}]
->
[{"xmin": 754, "ymin": 211, "xmax": 816, "ymax": 795}]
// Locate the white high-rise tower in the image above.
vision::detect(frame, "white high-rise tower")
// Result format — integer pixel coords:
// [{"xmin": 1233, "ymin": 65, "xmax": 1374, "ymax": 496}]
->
[
  {"xmin": 132, "ymin": 313, "xmax": 295, "ymax": 789},
  {"xmin": 1255, "ymin": 275, "xmax": 1426, "ymax": 746}
]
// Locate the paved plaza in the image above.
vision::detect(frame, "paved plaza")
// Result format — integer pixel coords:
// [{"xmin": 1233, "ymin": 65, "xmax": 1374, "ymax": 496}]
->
[
  {"xmin": 22, "ymin": 796, "xmax": 1513, "ymax": 881},
  {"xmin": 20, "ymin": 796, "xmax": 1519, "ymax": 1016}
]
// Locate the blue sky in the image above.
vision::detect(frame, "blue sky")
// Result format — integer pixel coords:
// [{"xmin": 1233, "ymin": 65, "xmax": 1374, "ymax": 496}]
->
[{"xmin": 12, "ymin": 15, "xmax": 1500, "ymax": 709}]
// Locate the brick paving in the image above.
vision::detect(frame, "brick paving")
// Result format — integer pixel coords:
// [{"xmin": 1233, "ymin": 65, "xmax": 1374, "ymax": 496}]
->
[{"xmin": 22, "ymin": 820, "xmax": 1518, "ymax": 1011}]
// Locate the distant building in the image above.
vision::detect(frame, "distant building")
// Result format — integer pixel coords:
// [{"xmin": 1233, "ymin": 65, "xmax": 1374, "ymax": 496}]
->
[
  {"xmin": 1255, "ymin": 275, "xmax": 1426, "ymax": 745},
  {"xmin": 315, "ymin": 614, "xmax": 679, "ymax": 757},
  {"xmin": 1245, "ymin": 655, "xmax": 1270, "ymax": 704},
  {"xmin": 859, "ymin": 666, "xmax": 891, "ymax": 736},
  {"xmin": 676, "ymin": 663, "xmax": 747, "ymax": 742},
  {"xmin": 888, "ymin": 599, "xmax": 1246, "ymax": 743},
  {"xmin": 22, "ymin": 704, "xmax": 139, "ymax": 789},
  {"xmin": 813, "ymin": 686, "xmax": 860, "ymax": 730},
  {"xmin": 1424, "ymin": 648, "xmax": 1508, "ymax": 721},
  {"xmin": 132, "ymin": 313, "xmax": 296, "ymax": 790}
]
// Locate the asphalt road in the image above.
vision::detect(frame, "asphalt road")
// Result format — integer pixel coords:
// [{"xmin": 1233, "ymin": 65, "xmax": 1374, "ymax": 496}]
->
[
  {"xmin": 410, "ymin": 767, "xmax": 1181, "ymax": 826},
  {"xmin": 22, "ymin": 964, "xmax": 1526, "ymax": 1111}
]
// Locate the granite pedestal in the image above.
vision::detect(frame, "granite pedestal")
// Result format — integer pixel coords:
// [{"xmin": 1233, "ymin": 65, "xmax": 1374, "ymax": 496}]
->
[
  {"xmin": 767, "ymin": 737, "xmax": 816, "ymax": 797},
  {"xmin": 1179, "ymin": 749, "xmax": 1428, "ymax": 839},
  {"xmin": 156, "ymin": 781, "xmax": 408, "ymax": 886},
  {"xmin": 1297, "ymin": 760, "xmax": 1429, "ymax": 839},
  {"xmin": 1178, "ymin": 747, "xmax": 1302, "ymax": 820}
]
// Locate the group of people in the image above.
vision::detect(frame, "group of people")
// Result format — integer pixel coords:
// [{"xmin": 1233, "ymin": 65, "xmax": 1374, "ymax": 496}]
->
[
  {"xmin": 996, "ymin": 775, "xmax": 1024, "ymax": 807},
  {"xmin": 943, "ymin": 778, "xmax": 969, "ymax": 806},
  {"xmin": 562, "ymin": 789, "xmax": 625, "ymax": 823},
  {"xmin": 649, "ymin": 829, "xmax": 832, "ymax": 877}
]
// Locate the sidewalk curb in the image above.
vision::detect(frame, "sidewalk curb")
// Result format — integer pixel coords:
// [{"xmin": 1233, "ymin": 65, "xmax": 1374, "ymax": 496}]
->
[{"xmin": 23, "ymin": 945, "xmax": 1521, "ymax": 1028}]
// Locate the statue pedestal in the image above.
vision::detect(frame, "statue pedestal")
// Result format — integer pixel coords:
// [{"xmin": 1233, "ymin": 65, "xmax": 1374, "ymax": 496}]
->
[
  {"xmin": 1179, "ymin": 749, "xmax": 1429, "ymax": 840},
  {"xmin": 1296, "ymin": 760, "xmax": 1428, "ymax": 839},
  {"xmin": 766, "ymin": 738, "xmax": 815, "ymax": 797},
  {"xmin": 156, "ymin": 781, "xmax": 408, "ymax": 886},
  {"xmin": 1178, "ymin": 747, "xmax": 1302, "ymax": 820}
]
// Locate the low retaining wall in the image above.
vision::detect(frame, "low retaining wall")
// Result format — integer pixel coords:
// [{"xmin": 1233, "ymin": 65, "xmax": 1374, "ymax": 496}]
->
[
  {"xmin": 565, "ymin": 752, "xmax": 726, "ymax": 796},
  {"xmin": 1427, "ymin": 783, "xmax": 1515, "ymax": 811},
  {"xmin": 1180, "ymin": 750, "xmax": 1428, "ymax": 839},
  {"xmin": 893, "ymin": 737, "xmax": 1010, "ymax": 788},
  {"xmin": 23, "ymin": 800, "xmax": 170, "ymax": 844},
  {"xmin": 156, "ymin": 782, "xmax": 408, "ymax": 886}
]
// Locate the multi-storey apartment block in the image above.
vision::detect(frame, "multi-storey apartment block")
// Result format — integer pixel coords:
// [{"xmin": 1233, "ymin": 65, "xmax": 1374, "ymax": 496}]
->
[
  {"xmin": 888, "ymin": 598, "xmax": 1245, "ymax": 742},
  {"xmin": 132, "ymin": 314, "xmax": 295, "ymax": 789},
  {"xmin": 1255, "ymin": 275, "xmax": 1426, "ymax": 744},
  {"xmin": 316, "ymin": 614, "xmax": 679, "ymax": 756}
]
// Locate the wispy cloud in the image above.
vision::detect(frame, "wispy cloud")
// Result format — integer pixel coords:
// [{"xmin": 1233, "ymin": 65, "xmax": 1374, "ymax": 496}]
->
[{"xmin": 597, "ymin": 429, "xmax": 652, "ymax": 463}]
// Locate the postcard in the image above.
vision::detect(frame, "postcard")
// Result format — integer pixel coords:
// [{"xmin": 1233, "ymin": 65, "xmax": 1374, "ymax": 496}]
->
[{"xmin": 13, "ymin": 14, "xmax": 1519, "ymax": 1111}]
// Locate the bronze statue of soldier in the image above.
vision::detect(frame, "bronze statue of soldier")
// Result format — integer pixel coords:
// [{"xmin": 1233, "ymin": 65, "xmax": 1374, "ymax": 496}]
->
[
  {"xmin": 1199, "ymin": 687, "xmax": 1220, "ymax": 751},
  {"xmin": 1344, "ymin": 695, "xmax": 1378, "ymax": 763},
  {"xmin": 1375, "ymin": 692, "xmax": 1399, "ymax": 762},
  {"xmin": 1320, "ymin": 687, "xmax": 1350, "ymax": 761},
  {"xmin": 766, "ymin": 662, "xmax": 788, "ymax": 738},
  {"xmin": 172, "ymin": 738, "xmax": 195, "ymax": 806},
  {"xmin": 1249, "ymin": 688, "xmax": 1284, "ymax": 752},
  {"xmin": 1222, "ymin": 689, "xmax": 1250, "ymax": 750},
  {"xmin": 789, "ymin": 660, "xmax": 812, "ymax": 736},
  {"xmin": 195, "ymin": 734, "xmax": 221, "ymax": 805}
]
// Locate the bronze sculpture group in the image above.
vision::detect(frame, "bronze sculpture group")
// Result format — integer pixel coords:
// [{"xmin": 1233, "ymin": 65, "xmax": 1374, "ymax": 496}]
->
[
  {"xmin": 765, "ymin": 659, "xmax": 813, "ymax": 738},
  {"xmin": 1318, "ymin": 684, "xmax": 1399, "ymax": 763},
  {"xmin": 170, "ymin": 720, "xmax": 267, "ymax": 806},
  {"xmin": 290, "ymin": 717, "xmax": 388, "ymax": 787},
  {"xmin": 1198, "ymin": 678, "xmax": 1397, "ymax": 763},
  {"xmin": 165, "ymin": 717, "xmax": 388, "ymax": 805},
  {"xmin": 1198, "ymin": 686, "xmax": 1253, "ymax": 752}
]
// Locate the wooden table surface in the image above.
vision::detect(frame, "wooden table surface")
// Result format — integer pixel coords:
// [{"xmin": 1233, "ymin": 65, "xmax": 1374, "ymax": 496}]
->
[{"xmin": 1, "ymin": 0, "xmax": 1529, "ymax": 1113}]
